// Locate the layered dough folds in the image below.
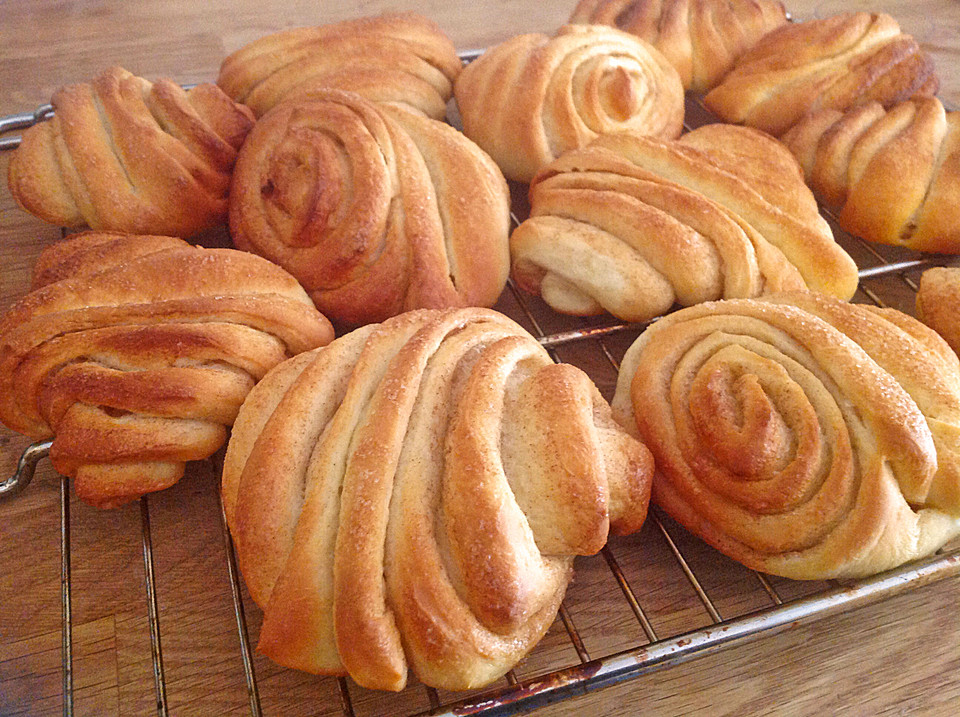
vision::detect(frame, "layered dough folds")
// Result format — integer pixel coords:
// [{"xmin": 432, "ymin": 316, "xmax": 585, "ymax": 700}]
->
[
  {"xmin": 454, "ymin": 24, "xmax": 684, "ymax": 182},
  {"xmin": 705, "ymin": 12, "xmax": 938, "ymax": 136},
  {"xmin": 222, "ymin": 308, "xmax": 653, "ymax": 690},
  {"xmin": 0, "ymin": 232, "xmax": 333, "ymax": 508},
  {"xmin": 613, "ymin": 293, "xmax": 960, "ymax": 580},
  {"xmin": 511, "ymin": 124, "xmax": 858, "ymax": 322},
  {"xmin": 570, "ymin": 0, "xmax": 787, "ymax": 92},
  {"xmin": 783, "ymin": 97, "xmax": 960, "ymax": 253},
  {"xmin": 217, "ymin": 12, "xmax": 462, "ymax": 119},
  {"xmin": 229, "ymin": 90, "xmax": 511, "ymax": 326},
  {"xmin": 8, "ymin": 67, "xmax": 255, "ymax": 237}
]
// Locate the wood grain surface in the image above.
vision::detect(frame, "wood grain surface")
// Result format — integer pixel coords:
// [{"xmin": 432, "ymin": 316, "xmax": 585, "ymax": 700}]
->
[{"xmin": 2, "ymin": 2, "xmax": 960, "ymax": 716}]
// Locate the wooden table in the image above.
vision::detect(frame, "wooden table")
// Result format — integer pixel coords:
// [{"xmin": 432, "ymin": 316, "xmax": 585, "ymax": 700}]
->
[{"xmin": 2, "ymin": 2, "xmax": 960, "ymax": 715}]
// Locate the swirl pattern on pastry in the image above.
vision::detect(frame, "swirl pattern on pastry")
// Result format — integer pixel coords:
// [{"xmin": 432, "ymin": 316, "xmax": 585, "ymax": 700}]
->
[
  {"xmin": 229, "ymin": 89, "xmax": 511, "ymax": 326},
  {"xmin": 454, "ymin": 24, "xmax": 684, "ymax": 182},
  {"xmin": 783, "ymin": 97, "xmax": 960, "ymax": 253},
  {"xmin": 0, "ymin": 232, "xmax": 333, "ymax": 509},
  {"xmin": 8, "ymin": 67, "xmax": 255, "ymax": 237},
  {"xmin": 511, "ymin": 124, "xmax": 857, "ymax": 322},
  {"xmin": 222, "ymin": 308, "xmax": 653, "ymax": 690},
  {"xmin": 704, "ymin": 12, "xmax": 938, "ymax": 137},
  {"xmin": 217, "ymin": 12, "xmax": 462, "ymax": 120},
  {"xmin": 612, "ymin": 292, "xmax": 960, "ymax": 580},
  {"xmin": 570, "ymin": 0, "xmax": 787, "ymax": 92}
]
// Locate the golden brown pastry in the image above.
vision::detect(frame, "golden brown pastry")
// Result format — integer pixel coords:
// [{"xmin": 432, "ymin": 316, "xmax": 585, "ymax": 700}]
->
[
  {"xmin": 917, "ymin": 267, "xmax": 960, "ymax": 353},
  {"xmin": 217, "ymin": 12, "xmax": 462, "ymax": 119},
  {"xmin": 454, "ymin": 24, "xmax": 684, "ymax": 183},
  {"xmin": 612, "ymin": 292, "xmax": 960, "ymax": 580},
  {"xmin": 229, "ymin": 89, "xmax": 511, "ymax": 327},
  {"xmin": 704, "ymin": 12, "xmax": 938, "ymax": 137},
  {"xmin": 569, "ymin": 0, "xmax": 787, "ymax": 92},
  {"xmin": 782, "ymin": 97, "xmax": 960, "ymax": 253},
  {"xmin": 511, "ymin": 124, "xmax": 858, "ymax": 322},
  {"xmin": 7, "ymin": 67, "xmax": 255, "ymax": 237},
  {"xmin": 222, "ymin": 308, "xmax": 653, "ymax": 691},
  {"xmin": 0, "ymin": 232, "xmax": 334, "ymax": 509}
]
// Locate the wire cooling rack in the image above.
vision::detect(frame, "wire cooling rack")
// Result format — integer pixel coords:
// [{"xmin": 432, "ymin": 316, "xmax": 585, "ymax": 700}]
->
[{"xmin": 2, "ymin": 71, "xmax": 960, "ymax": 717}]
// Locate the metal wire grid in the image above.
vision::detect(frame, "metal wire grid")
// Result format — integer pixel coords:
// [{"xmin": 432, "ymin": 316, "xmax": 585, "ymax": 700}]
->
[{"xmin": 2, "ymin": 85, "xmax": 960, "ymax": 717}]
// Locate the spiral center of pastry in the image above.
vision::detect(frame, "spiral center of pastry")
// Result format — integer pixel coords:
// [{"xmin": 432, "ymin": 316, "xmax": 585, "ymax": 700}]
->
[
  {"xmin": 689, "ymin": 362, "xmax": 793, "ymax": 478},
  {"xmin": 673, "ymin": 338, "xmax": 833, "ymax": 516},
  {"xmin": 597, "ymin": 62, "xmax": 641, "ymax": 121},
  {"xmin": 264, "ymin": 129, "xmax": 345, "ymax": 247}
]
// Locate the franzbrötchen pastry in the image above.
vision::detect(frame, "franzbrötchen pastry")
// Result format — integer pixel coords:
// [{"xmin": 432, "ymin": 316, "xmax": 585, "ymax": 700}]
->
[
  {"xmin": 612, "ymin": 292, "xmax": 960, "ymax": 580},
  {"xmin": 8, "ymin": 67, "xmax": 255, "ymax": 238},
  {"xmin": 0, "ymin": 232, "xmax": 334, "ymax": 508},
  {"xmin": 511, "ymin": 124, "xmax": 858, "ymax": 322},
  {"xmin": 704, "ymin": 12, "xmax": 938, "ymax": 136},
  {"xmin": 218, "ymin": 12, "xmax": 461, "ymax": 120},
  {"xmin": 454, "ymin": 24, "xmax": 684, "ymax": 182},
  {"xmin": 222, "ymin": 308, "xmax": 654, "ymax": 690},
  {"xmin": 783, "ymin": 97, "xmax": 960, "ymax": 253},
  {"xmin": 570, "ymin": 0, "xmax": 787, "ymax": 92},
  {"xmin": 229, "ymin": 89, "xmax": 511, "ymax": 327}
]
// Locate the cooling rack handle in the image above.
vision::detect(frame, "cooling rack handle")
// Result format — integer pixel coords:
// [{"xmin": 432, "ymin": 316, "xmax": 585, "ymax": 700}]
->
[
  {"xmin": 0, "ymin": 439, "xmax": 53, "ymax": 500},
  {"xmin": 0, "ymin": 103, "xmax": 54, "ymax": 151}
]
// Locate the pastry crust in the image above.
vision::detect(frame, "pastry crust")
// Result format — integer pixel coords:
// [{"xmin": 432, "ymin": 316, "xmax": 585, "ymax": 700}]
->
[
  {"xmin": 705, "ymin": 12, "xmax": 938, "ymax": 137},
  {"xmin": 0, "ymin": 232, "xmax": 333, "ymax": 508},
  {"xmin": 7, "ymin": 67, "xmax": 254, "ymax": 237},
  {"xmin": 454, "ymin": 24, "xmax": 684, "ymax": 182},
  {"xmin": 612, "ymin": 292, "xmax": 960, "ymax": 580},
  {"xmin": 222, "ymin": 308, "xmax": 653, "ymax": 690},
  {"xmin": 510, "ymin": 124, "xmax": 858, "ymax": 322},
  {"xmin": 783, "ymin": 96, "xmax": 960, "ymax": 253},
  {"xmin": 229, "ymin": 89, "xmax": 511, "ymax": 327},
  {"xmin": 918, "ymin": 267, "xmax": 960, "ymax": 354},
  {"xmin": 217, "ymin": 12, "xmax": 462, "ymax": 119}
]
